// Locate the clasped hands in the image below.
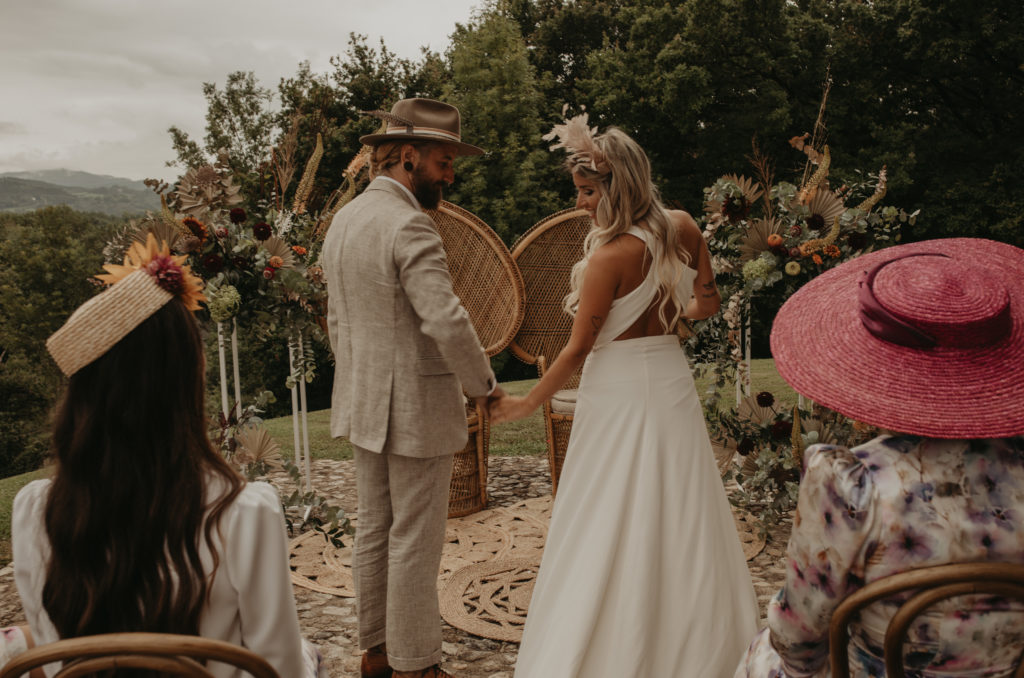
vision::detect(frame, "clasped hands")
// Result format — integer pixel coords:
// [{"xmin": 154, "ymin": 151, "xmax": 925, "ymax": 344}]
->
[{"xmin": 474, "ymin": 386, "xmax": 536, "ymax": 424}]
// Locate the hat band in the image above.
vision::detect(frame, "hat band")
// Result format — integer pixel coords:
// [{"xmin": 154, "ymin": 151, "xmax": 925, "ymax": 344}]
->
[
  {"xmin": 384, "ymin": 125, "xmax": 462, "ymax": 143},
  {"xmin": 858, "ymin": 252, "xmax": 1013, "ymax": 350}
]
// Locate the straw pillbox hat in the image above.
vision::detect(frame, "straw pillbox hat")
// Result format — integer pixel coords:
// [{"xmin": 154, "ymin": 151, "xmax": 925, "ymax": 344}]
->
[
  {"xmin": 359, "ymin": 98, "xmax": 484, "ymax": 156},
  {"xmin": 770, "ymin": 238, "xmax": 1024, "ymax": 438},
  {"xmin": 47, "ymin": 236, "xmax": 205, "ymax": 377}
]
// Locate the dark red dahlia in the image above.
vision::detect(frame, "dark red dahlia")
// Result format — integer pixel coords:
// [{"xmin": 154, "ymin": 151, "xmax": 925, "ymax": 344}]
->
[
  {"xmin": 847, "ymin": 232, "xmax": 868, "ymax": 250},
  {"xmin": 229, "ymin": 207, "xmax": 247, "ymax": 224},
  {"xmin": 722, "ymin": 195, "xmax": 750, "ymax": 222},
  {"xmin": 737, "ymin": 437, "xmax": 756, "ymax": 456},
  {"xmin": 756, "ymin": 391, "xmax": 775, "ymax": 408},
  {"xmin": 770, "ymin": 420, "xmax": 793, "ymax": 440},
  {"xmin": 253, "ymin": 222, "xmax": 272, "ymax": 241},
  {"xmin": 202, "ymin": 253, "xmax": 224, "ymax": 274},
  {"xmin": 146, "ymin": 256, "xmax": 184, "ymax": 294},
  {"xmin": 806, "ymin": 213, "xmax": 825, "ymax": 231},
  {"xmin": 232, "ymin": 255, "xmax": 249, "ymax": 269}
]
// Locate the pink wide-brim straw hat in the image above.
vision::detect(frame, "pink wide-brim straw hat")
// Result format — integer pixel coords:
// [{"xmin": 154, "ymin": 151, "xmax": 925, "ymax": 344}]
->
[{"xmin": 770, "ymin": 237, "xmax": 1024, "ymax": 439}]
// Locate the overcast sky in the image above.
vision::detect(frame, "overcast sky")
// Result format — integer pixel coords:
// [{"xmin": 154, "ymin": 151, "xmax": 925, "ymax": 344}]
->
[{"xmin": 0, "ymin": 0, "xmax": 483, "ymax": 183}]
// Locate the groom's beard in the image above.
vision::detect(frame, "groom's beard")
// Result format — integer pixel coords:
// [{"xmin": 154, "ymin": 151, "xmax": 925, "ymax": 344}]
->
[{"xmin": 411, "ymin": 166, "xmax": 444, "ymax": 209}]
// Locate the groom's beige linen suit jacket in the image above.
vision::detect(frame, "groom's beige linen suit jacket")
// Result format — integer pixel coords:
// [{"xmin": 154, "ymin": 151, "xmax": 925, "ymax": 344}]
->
[{"xmin": 322, "ymin": 177, "xmax": 495, "ymax": 458}]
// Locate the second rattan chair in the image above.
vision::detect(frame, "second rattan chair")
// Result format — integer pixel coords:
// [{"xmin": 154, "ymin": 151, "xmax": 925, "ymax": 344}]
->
[
  {"xmin": 509, "ymin": 208, "xmax": 591, "ymax": 495},
  {"xmin": 0, "ymin": 632, "xmax": 280, "ymax": 678}
]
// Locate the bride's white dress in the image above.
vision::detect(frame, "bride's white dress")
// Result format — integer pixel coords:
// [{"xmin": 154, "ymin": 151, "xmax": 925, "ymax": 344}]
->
[{"xmin": 513, "ymin": 227, "xmax": 759, "ymax": 678}]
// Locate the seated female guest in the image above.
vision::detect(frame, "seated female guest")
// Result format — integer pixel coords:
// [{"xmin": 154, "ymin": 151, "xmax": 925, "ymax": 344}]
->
[
  {"xmin": 735, "ymin": 238, "xmax": 1024, "ymax": 677},
  {"xmin": 7, "ymin": 236, "xmax": 325, "ymax": 677}
]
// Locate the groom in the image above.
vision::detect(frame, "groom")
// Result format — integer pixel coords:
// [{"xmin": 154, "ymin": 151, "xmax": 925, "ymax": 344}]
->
[{"xmin": 321, "ymin": 98, "xmax": 504, "ymax": 678}]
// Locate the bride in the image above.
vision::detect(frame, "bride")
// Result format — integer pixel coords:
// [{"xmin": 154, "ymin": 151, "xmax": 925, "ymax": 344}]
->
[{"xmin": 491, "ymin": 113, "xmax": 758, "ymax": 677}]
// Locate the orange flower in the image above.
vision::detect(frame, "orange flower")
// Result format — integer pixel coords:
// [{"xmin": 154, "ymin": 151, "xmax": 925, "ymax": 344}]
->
[
  {"xmin": 292, "ymin": 245, "xmax": 307, "ymax": 255},
  {"xmin": 812, "ymin": 254, "xmax": 823, "ymax": 265},
  {"xmin": 97, "ymin": 234, "xmax": 205, "ymax": 311},
  {"xmin": 181, "ymin": 217, "xmax": 209, "ymax": 244},
  {"xmin": 268, "ymin": 255, "xmax": 284, "ymax": 269},
  {"xmin": 824, "ymin": 244, "xmax": 841, "ymax": 258},
  {"xmin": 766, "ymin": 233, "xmax": 784, "ymax": 248}
]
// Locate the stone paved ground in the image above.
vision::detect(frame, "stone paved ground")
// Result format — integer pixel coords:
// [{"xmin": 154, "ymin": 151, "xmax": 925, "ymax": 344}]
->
[{"xmin": 0, "ymin": 456, "xmax": 790, "ymax": 677}]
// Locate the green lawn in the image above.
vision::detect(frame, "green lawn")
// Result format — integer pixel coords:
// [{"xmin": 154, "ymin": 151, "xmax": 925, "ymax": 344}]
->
[{"xmin": 0, "ymin": 360, "xmax": 794, "ymax": 567}]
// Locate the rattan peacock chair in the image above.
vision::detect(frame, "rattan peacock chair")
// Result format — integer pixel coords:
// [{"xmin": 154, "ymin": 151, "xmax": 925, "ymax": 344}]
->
[
  {"xmin": 508, "ymin": 208, "xmax": 591, "ymax": 496},
  {"xmin": 426, "ymin": 200, "xmax": 525, "ymax": 516}
]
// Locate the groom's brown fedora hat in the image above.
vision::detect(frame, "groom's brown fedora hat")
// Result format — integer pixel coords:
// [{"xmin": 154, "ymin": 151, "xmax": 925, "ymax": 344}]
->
[{"xmin": 360, "ymin": 98, "xmax": 484, "ymax": 156}]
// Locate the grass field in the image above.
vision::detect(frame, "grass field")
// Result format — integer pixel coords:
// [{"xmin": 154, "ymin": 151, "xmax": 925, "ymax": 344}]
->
[{"xmin": 0, "ymin": 359, "xmax": 793, "ymax": 566}]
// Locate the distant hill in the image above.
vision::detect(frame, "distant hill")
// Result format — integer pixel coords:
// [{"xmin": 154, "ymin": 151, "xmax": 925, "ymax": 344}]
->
[
  {"xmin": 0, "ymin": 171, "xmax": 158, "ymax": 216},
  {"xmin": 0, "ymin": 169, "xmax": 147, "ymax": 190}
]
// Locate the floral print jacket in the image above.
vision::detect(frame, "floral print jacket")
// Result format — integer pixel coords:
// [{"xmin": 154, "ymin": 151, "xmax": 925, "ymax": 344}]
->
[{"xmin": 735, "ymin": 435, "xmax": 1024, "ymax": 677}]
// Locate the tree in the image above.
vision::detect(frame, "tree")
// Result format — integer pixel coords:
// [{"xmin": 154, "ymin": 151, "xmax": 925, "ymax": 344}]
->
[
  {"xmin": 817, "ymin": 0, "xmax": 1024, "ymax": 245},
  {"xmin": 0, "ymin": 207, "xmax": 122, "ymax": 476},
  {"xmin": 445, "ymin": 4, "xmax": 565, "ymax": 241},
  {"xmin": 168, "ymin": 71, "xmax": 280, "ymax": 202}
]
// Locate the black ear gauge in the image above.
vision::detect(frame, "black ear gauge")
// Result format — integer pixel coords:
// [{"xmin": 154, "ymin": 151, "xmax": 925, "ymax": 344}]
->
[{"xmin": 403, "ymin": 161, "xmax": 414, "ymax": 171}]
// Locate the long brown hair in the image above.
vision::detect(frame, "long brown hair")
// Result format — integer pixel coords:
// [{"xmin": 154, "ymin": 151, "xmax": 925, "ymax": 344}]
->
[{"xmin": 42, "ymin": 298, "xmax": 243, "ymax": 638}]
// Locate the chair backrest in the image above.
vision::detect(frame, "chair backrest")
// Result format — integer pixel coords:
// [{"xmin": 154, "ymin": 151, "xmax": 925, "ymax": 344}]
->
[
  {"xmin": 426, "ymin": 201, "xmax": 524, "ymax": 357},
  {"xmin": 0, "ymin": 632, "xmax": 280, "ymax": 678},
  {"xmin": 509, "ymin": 208, "xmax": 590, "ymax": 386},
  {"xmin": 828, "ymin": 562, "xmax": 1024, "ymax": 678}
]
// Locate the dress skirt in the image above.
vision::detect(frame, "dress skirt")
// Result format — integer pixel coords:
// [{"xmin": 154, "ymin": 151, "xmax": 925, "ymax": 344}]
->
[{"xmin": 514, "ymin": 335, "xmax": 759, "ymax": 677}]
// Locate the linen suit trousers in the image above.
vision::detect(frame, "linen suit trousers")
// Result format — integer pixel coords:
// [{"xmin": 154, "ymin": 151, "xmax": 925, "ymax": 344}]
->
[{"xmin": 352, "ymin": 445, "xmax": 453, "ymax": 671}]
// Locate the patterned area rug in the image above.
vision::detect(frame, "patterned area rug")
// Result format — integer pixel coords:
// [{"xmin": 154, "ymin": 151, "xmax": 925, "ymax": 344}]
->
[{"xmin": 289, "ymin": 494, "xmax": 764, "ymax": 642}]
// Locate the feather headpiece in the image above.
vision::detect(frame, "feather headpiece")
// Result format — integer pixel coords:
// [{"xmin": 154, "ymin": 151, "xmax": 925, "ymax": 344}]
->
[{"xmin": 543, "ymin": 107, "xmax": 605, "ymax": 172}]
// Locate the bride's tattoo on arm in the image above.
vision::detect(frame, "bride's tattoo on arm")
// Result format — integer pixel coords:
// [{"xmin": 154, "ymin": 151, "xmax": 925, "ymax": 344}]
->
[
  {"xmin": 700, "ymin": 281, "xmax": 717, "ymax": 298},
  {"xmin": 591, "ymin": 315, "xmax": 603, "ymax": 337}
]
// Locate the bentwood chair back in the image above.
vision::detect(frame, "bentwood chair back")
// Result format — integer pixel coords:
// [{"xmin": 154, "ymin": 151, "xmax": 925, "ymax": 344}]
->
[
  {"xmin": 0, "ymin": 632, "xmax": 280, "ymax": 678},
  {"xmin": 828, "ymin": 562, "xmax": 1024, "ymax": 678}
]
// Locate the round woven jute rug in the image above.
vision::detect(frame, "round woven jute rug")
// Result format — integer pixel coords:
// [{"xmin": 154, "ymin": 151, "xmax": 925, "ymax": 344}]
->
[
  {"xmin": 435, "ymin": 504, "xmax": 766, "ymax": 643},
  {"xmin": 440, "ymin": 557, "xmax": 540, "ymax": 643},
  {"xmin": 289, "ymin": 496, "xmax": 553, "ymax": 598},
  {"xmin": 289, "ymin": 493, "xmax": 764, "ymax": 638}
]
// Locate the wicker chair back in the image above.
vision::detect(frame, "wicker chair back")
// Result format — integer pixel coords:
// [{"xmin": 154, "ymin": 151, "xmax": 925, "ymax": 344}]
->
[
  {"xmin": 426, "ymin": 201, "xmax": 524, "ymax": 357},
  {"xmin": 509, "ymin": 208, "xmax": 591, "ymax": 387}
]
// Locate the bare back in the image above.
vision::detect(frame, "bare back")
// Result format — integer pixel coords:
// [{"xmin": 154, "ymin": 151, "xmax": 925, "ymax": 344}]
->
[{"xmin": 608, "ymin": 210, "xmax": 712, "ymax": 341}]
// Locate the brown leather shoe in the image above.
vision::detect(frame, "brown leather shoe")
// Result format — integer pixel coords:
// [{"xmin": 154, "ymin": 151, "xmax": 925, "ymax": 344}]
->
[
  {"xmin": 360, "ymin": 644, "xmax": 392, "ymax": 678},
  {"xmin": 392, "ymin": 665, "xmax": 455, "ymax": 678}
]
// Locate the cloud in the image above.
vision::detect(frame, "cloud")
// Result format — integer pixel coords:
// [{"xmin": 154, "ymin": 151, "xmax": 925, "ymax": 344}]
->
[
  {"xmin": 0, "ymin": 0, "xmax": 482, "ymax": 181},
  {"xmin": 0, "ymin": 122, "xmax": 28, "ymax": 136}
]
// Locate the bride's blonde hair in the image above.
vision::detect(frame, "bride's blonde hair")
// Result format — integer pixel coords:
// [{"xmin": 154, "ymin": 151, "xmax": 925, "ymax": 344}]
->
[{"xmin": 546, "ymin": 116, "xmax": 690, "ymax": 331}]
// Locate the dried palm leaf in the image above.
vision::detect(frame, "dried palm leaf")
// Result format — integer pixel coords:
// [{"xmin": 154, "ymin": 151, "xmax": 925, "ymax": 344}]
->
[
  {"xmin": 737, "ymin": 394, "xmax": 776, "ymax": 425},
  {"xmin": 234, "ymin": 425, "xmax": 282, "ymax": 469},
  {"xmin": 738, "ymin": 218, "xmax": 785, "ymax": 262},
  {"xmin": 803, "ymin": 186, "xmax": 847, "ymax": 223},
  {"xmin": 261, "ymin": 236, "xmax": 296, "ymax": 269}
]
